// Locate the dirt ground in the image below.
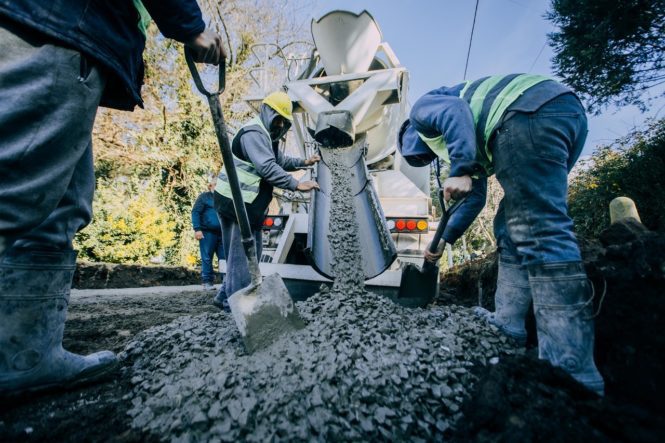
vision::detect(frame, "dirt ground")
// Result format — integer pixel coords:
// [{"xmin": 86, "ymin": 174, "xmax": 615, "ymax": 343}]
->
[
  {"xmin": 442, "ymin": 219, "xmax": 665, "ymax": 442},
  {"xmin": 1, "ymin": 219, "xmax": 663, "ymax": 442},
  {"xmin": 0, "ymin": 289, "xmax": 218, "ymax": 442}
]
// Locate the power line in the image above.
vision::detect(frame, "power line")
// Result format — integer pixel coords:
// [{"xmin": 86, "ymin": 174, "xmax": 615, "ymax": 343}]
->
[
  {"xmin": 528, "ymin": 42, "xmax": 547, "ymax": 73},
  {"xmin": 464, "ymin": 0, "xmax": 480, "ymax": 80}
]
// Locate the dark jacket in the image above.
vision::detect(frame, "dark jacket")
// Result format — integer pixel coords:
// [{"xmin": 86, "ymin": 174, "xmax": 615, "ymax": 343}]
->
[
  {"xmin": 0, "ymin": 0, "xmax": 205, "ymax": 110},
  {"xmin": 215, "ymin": 105, "xmax": 306, "ymax": 229},
  {"xmin": 191, "ymin": 191, "xmax": 221, "ymax": 234},
  {"xmin": 409, "ymin": 77, "xmax": 573, "ymax": 245}
]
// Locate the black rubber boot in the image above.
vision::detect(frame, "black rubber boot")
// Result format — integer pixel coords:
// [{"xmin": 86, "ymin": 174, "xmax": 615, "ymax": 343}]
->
[
  {"xmin": 529, "ymin": 261, "xmax": 605, "ymax": 396},
  {"xmin": 0, "ymin": 248, "xmax": 118, "ymax": 396}
]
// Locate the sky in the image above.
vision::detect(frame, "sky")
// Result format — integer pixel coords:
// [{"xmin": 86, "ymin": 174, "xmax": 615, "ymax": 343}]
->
[{"xmin": 303, "ymin": 0, "xmax": 665, "ymax": 156}]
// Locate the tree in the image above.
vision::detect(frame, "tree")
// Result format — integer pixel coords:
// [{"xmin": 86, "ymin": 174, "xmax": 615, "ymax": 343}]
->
[
  {"xmin": 84, "ymin": 0, "xmax": 313, "ymax": 265},
  {"xmin": 568, "ymin": 118, "xmax": 665, "ymax": 237},
  {"xmin": 546, "ymin": 0, "xmax": 665, "ymax": 113}
]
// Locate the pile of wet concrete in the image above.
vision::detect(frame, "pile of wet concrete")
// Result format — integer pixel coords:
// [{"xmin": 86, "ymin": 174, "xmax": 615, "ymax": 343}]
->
[
  {"xmin": 120, "ymin": 148, "xmax": 519, "ymax": 441},
  {"xmin": 122, "ymin": 291, "xmax": 519, "ymax": 441}
]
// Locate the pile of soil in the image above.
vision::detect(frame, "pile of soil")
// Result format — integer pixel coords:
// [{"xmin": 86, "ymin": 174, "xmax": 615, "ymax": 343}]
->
[
  {"xmin": 73, "ymin": 262, "xmax": 202, "ymax": 289},
  {"xmin": 442, "ymin": 219, "xmax": 665, "ymax": 441}
]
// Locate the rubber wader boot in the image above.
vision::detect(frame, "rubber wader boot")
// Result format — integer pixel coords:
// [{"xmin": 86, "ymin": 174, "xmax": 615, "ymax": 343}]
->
[
  {"xmin": 529, "ymin": 262, "xmax": 605, "ymax": 396},
  {"xmin": 474, "ymin": 256, "xmax": 531, "ymax": 345},
  {"xmin": 0, "ymin": 248, "xmax": 118, "ymax": 396}
]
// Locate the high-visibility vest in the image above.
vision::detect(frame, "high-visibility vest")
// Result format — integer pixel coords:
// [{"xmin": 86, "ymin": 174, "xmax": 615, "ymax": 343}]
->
[
  {"xmin": 214, "ymin": 116, "xmax": 270, "ymax": 203},
  {"xmin": 457, "ymin": 73, "xmax": 551, "ymax": 175}
]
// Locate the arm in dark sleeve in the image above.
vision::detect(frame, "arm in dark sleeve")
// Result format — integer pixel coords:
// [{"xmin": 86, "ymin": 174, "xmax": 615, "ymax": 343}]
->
[
  {"xmin": 410, "ymin": 93, "xmax": 481, "ymax": 177},
  {"xmin": 275, "ymin": 148, "xmax": 306, "ymax": 171},
  {"xmin": 241, "ymin": 132, "xmax": 299, "ymax": 191},
  {"xmin": 442, "ymin": 177, "xmax": 487, "ymax": 244},
  {"xmin": 142, "ymin": 0, "xmax": 206, "ymax": 43},
  {"xmin": 191, "ymin": 193, "xmax": 205, "ymax": 231}
]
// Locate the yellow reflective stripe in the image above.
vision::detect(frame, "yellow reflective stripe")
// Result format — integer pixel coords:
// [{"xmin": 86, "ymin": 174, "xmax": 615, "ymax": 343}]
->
[
  {"xmin": 483, "ymin": 74, "xmax": 550, "ymax": 149},
  {"xmin": 216, "ymin": 115, "xmax": 273, "ymax": 203},
  {"xmin": 416, "ymin": 131, "xmax": 450, "ymax": 164},
  {"xmin": 458, "ymin": 80, "xmax": 473, "ymax": 102},
  {"xmin": 215, "ymin": 157, "xmax": 261, "ymax": 202},
  {"xmin": 468, "ymin": 76, "xmax": 504, "ymax": 125},
  {"xmin": 215, "ymin": 180, "xmax": 258, "ymax": 202}
]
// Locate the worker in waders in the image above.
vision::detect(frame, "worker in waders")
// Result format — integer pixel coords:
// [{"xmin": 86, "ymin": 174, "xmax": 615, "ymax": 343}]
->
[
  {"xmin": 0, "ymin": 1, "xmax": 225, "ymax": 396},
  {"xmin": 212, "ymin": 92, "xmax": 320, "ymax": 311},
  {"xmin": 397, "ymin": 74, "xmax": 605, "ymax": 396}
]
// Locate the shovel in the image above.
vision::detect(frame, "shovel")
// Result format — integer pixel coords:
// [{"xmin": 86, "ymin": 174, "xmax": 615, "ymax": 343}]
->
[
  {"xmin": 185, "ymin": 49, "xmax": 304, "ymax": 353},
  {"xmin": 397, "ymin": 197, "xmax": 466, "ymax": 308}
]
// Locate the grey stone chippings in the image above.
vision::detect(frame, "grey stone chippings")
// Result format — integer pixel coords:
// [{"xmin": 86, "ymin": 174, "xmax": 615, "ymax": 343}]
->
[{"xmin": 121, "ymin": 147, "xmax": 520, "ymax": 442}]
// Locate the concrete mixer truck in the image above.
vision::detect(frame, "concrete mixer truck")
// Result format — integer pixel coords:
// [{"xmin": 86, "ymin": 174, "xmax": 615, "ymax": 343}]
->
[{"xmin": 219, "ymin": 10, "xmax": 436, "ymax": 304}]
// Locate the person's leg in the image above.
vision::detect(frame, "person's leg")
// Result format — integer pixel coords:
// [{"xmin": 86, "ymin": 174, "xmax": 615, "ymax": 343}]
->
[
  {"xmin": 0, "ymin": 22, "xmax": 117, "ymax": 396},
  {"xmin": 213, "ymin": 216, "xmax": 262, "ymax": 311},
  {"xmin": 474, "ymin": 199, "xmax": 531, "ymax": 344},
  {"xmin": 198, "ymin": 232, "xmax": 215, "ymax": 287},
  {"xmin": 214, "ymin": 231, "xmax": 225, "ymax": 284},
  {"xmin": 493, "ymin": 94, "xmax": 603, "ymax": 395}
]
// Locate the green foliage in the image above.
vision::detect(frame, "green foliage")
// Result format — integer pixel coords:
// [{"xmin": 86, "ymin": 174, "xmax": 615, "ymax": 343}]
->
[
  {"xmin": 75, "ymin": 181, "xmax": 176, "ymax": 264},
  {"xmin": 546, "ymin": 0, "xmax": 665, "ymax": 113},
  {"xmin": 81, "ymin": 0, "xmax": 311, "ymax": 266},
  {"xmin": 569, "ymin": 119, "xmax": 665, "ymax": 237}
]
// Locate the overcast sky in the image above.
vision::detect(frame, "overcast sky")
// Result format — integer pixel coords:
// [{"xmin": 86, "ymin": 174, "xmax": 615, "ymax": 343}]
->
[{"xmin": 305, "ymin": 0, "xmax": 665, "ymax": 155}]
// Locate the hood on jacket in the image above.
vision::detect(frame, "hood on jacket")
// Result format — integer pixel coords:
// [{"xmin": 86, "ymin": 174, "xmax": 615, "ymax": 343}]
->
[{"xmin": 259, "ymin": 104, "xmax": 291, "ymax": 141}]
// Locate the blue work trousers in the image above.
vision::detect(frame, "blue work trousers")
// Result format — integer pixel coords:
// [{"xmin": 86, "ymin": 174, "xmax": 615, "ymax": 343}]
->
[
  {"xmin": 199, "ymin": 231, "xmax": 224, "ymax": 284},
  {"xmin": 215, "ymin": 216, "xmax": 263, "ymax": 303},
  {"xmin": 0, "ymin": 23, "xmax": 105, "ymax": 254},
  {"xmin": 492, "ymin": 93, "xmax": 587, "ymax": 266}
]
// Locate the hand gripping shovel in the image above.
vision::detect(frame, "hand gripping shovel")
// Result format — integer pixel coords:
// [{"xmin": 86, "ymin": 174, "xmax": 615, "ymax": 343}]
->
[
  {"xmin": 397, "ymin": 198, "xmax": 466, "ymax": 308},
  {"xmin": 185, "ymin": 50, "xmax": 304, "ymax": 353}
]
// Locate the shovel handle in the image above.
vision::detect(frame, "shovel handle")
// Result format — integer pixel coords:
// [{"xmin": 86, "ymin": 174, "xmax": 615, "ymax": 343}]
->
[
  {"xmin": 184, "ymin": 47, "xmax": 226, "ymax": 97},
  {"xmin": 423, "ymin": 197, "xmax": 466, "ymax": 270},
  {"xmin": 185, "ymin": 48, "xmax": 261, "ymax": 286}
]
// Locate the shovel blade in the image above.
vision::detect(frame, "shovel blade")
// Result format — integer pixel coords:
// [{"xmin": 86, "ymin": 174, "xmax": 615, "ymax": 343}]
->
[
  {"xmin": 396, "ymin": 262, "xmax": 440, "ymax": 308},
  {"xmin": 228, "ymin": 273, "xmax": 305, "ymax": 353}
]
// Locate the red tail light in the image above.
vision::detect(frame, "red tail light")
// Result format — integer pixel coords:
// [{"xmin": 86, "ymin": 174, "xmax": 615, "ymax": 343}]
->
[{"xmin": 395, "ymin": 219, "xmax": 406, "ymax": 231}]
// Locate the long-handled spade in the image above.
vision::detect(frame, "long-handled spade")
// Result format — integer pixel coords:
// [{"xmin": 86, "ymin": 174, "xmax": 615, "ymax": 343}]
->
[
  {"xmin": 397, "ymin": 197, "xmax": 466, "ymax": 308},
  {"xmin": 185, "ymin": 50, "xmax": 304, "ymax": 353}
]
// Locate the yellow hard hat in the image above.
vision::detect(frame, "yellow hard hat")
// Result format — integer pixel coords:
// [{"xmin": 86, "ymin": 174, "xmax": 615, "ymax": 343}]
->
[{"xmin": 262, "ymin": 91, "xmax": 293, "ymax": 121}]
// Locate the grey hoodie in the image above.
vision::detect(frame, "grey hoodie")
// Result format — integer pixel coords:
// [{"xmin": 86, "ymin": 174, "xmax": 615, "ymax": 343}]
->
[{"xmin": 238, "ymin": 105, "xmax": 305, "ymax": 191}]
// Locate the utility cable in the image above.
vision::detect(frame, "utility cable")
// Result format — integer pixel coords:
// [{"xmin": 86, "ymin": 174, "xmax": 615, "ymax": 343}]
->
[{"xmin": 464, "ymin": 0, "xmax": 480, "ymax": 80}]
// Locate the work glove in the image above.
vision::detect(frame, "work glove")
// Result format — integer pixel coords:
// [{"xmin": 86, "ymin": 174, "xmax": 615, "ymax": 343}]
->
[{"xmin": 185, "ymin": 29, "xmax": 227, "ymax": 65}]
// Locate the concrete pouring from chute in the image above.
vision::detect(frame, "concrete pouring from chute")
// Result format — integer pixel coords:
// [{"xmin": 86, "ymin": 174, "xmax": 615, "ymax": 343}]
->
[{"xmin": 219, "ymin": 10, "xmax": 436, "ymax": 303}]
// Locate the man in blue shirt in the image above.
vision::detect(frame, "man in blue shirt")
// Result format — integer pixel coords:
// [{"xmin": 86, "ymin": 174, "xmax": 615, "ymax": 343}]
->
[
  {"xmin": 398, "ymin": 74, "xmax": 604, "ymax": 396},
  {"xmin": 192, "ymin": 178, "xmax": 225, "ymax": 291},
  {"xmin": 0, "ymin": 1, "xmax": 225, "ymax": 396}
]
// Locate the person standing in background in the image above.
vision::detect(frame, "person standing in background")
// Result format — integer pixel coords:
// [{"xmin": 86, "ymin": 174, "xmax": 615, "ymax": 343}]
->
[{"xmin": 192, "ymin": 177, "xmax": 225, "ymax": 290}]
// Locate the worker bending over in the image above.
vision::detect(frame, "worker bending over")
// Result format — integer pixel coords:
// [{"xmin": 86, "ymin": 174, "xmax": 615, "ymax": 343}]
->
[
  {"xmin": 397, "ymin": 74, "xmax": 604, "ymax": 396},
  {"xmin": 213, "ymin": 92, "xmax": 319, "ymax": 310}
]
